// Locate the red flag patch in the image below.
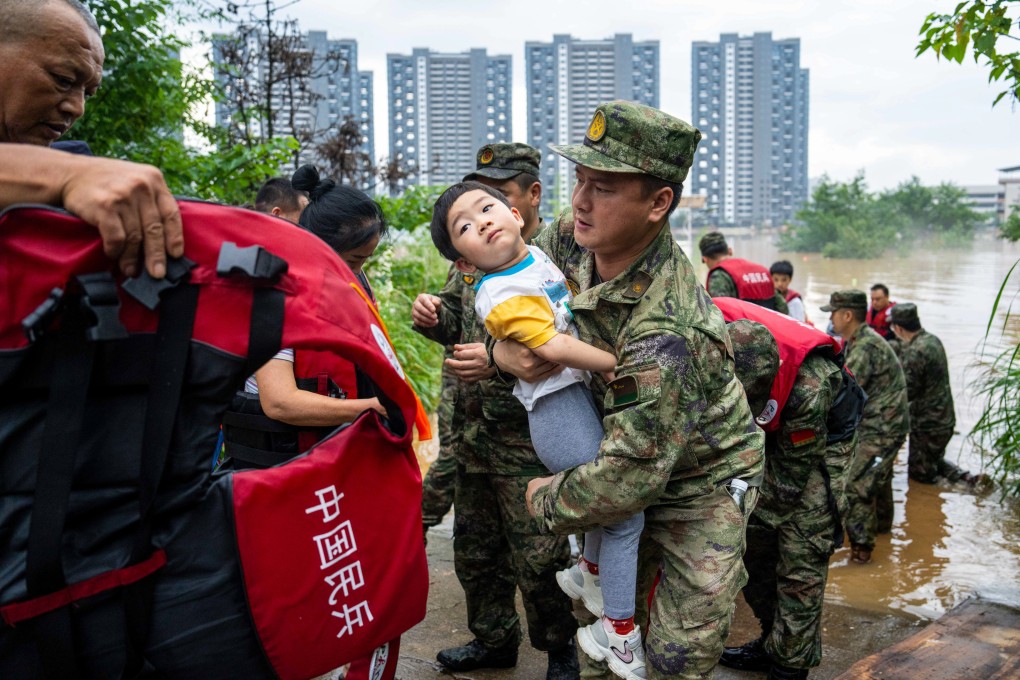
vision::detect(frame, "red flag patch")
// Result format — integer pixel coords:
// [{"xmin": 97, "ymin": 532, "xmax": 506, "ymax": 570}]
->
[{"xmin": 789, "ymin": 429, "xmax": 817, "ymax": 448}]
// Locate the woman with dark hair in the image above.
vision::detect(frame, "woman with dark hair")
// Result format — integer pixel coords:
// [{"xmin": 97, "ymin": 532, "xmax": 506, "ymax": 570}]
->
[
  {"xmin": 292, "ymin": 164, "xmax": 387, "ymax": 302},
  {"xmin": 222, "ymin": 166, "xmax": 386, "ymax": 469}
]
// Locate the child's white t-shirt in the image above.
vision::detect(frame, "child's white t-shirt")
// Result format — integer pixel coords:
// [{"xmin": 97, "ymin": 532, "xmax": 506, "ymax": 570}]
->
[{"xmin": 474, "ymin": 245, "xmax": 589, "ymax": 410}]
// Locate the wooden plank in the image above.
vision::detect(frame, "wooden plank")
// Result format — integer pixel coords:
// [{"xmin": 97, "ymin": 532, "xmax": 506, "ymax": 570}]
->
[{"xmin": 836, "ymin": 599, "xmax": 1020, "ymax": 680}]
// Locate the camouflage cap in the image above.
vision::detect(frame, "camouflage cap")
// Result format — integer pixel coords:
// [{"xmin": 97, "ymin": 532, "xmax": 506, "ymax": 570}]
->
[
  {"xmin": 463, "ymin": 142, "xmax": 541, "ymax": 181},
  {"xmin": 890, "ymin": 303, "xmax": 919, "ymax": 327},
  {"xmin": 727, "ymin": 319, "xmax": 779, "ymax": 418},
  {"xmin": 820, "ymin": 289, "xmax": 868, "ymax": 312},
  {"xmin": 699, "ymin": 231, "xmax": 729, "ymax": 257},
  {"xmin": 549, "ymin": 100, "xmax": 701, "ymax": 184}
]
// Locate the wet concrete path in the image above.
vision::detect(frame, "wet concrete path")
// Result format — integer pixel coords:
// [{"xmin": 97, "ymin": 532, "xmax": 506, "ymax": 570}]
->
[{"xmin": 398, "ymin": 515, "xmax": 924, "ymax": 680}]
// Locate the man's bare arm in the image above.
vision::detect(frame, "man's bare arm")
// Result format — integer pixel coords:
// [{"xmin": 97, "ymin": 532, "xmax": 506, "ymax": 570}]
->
[{"xmin": 0, "ymin": 145, "xmax": 183, "ymax": 278}]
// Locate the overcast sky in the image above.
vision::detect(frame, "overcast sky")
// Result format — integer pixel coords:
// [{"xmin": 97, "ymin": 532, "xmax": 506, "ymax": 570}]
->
[{"xmin": 225, "ymin": 0, "xmax": 1018, "ymax": 191}]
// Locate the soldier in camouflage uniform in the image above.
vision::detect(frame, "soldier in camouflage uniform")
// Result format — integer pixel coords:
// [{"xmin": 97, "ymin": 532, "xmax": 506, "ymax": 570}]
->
[
  {"xmin": 496, "ymin": 101, "xmax": 766, "ymax": 679},
  {"xmin": 825, "ymin": 290, "xmax": 909, "ymax": 564},
  {"xmin": 718, "ymin": 313, "xmax": 860, "ymax": 680},
  {"xmin": 413, "ymin": 144, "xmax": 579, "ymax": 680},
  {"xmin": 889, "ymin": 304, "xmax": 981, "ymax": 485},
  {"xmin": 419, "ymin": 359, "xmax": 458, "ymax": 538},
  {"xmin": 699, "ymin": 232, "xmax": 790, "ymax": 315}
]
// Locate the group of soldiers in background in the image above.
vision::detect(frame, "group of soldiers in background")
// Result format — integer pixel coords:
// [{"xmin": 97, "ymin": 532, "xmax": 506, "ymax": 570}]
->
[{"xmin": 413, "ymin": 136, "xmax": 983, "ymax": 680}]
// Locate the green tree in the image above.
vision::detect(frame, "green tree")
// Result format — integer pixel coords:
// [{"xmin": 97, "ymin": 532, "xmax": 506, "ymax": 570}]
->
[
  {"xmin": 782, "ymin": 173, "xmax": 903, "ymax": 258},
  {"xmin": 880, "ymin": 177, "xmax": 980, "ymax": 244},
  {"xmin": 66, "ymin": 0, "xmax": 292, "ymax": 206},
  {"xmin": 917, "ymin": 0, "xmax": 1020, "ymax": 106},
  {"xmin": 370, "ymin": 186, "xmax": 449, "ymax": 411}
]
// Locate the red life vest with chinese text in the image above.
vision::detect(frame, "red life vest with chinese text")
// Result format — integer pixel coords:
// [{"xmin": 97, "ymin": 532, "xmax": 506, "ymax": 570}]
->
[
  {"xmin": 866, "ymin": 302, "xmax": 896, "ymax": 339},
  {"xmin": 708, "ymin": 258, "xmax": 777, "ymax": 306},
  {"xmin": 715, "ymin": 297, "xmax": 842, "ymax": 432}
]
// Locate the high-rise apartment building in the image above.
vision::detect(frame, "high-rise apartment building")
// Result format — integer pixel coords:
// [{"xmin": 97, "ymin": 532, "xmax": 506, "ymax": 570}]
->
[
  {"xmin": 526, "ymin": 34, "xmax": 659, "ymax": 211},
  {"xmin": 691, "ymin": 33, "xmax": 809, "ymax": 227},
  {"xmin": 387, "ymin": 48, "xmax": 512, "ymax": 191},
  {"xmin": 213, "ymin": 32, "xmax": 374, "ymax": 186}
]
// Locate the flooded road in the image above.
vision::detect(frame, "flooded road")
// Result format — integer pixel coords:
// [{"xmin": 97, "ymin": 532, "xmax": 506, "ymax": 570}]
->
[
  {"xmin": 416, "ymin": 230, "xmax": 1020, "ymax": 623},
  {"xmin": 687, "ymin": 231, "xmax": 1020, "ymax": 620}
]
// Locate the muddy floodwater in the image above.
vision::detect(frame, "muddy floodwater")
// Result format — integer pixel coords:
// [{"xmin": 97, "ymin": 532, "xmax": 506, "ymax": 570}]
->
[{"xmin": 416, "ymin": 230, "xmax": 1020, "ymax": 623}]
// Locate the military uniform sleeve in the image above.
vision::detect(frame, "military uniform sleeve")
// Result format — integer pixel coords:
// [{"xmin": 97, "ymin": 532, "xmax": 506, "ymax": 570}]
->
[
  {"xmin": 774, "ymin": 292, "xmax": 789, "ymax": 315},
  {"xmin": 413, "ymin": 267, "xmax": 465, "ymax": 347},
  {"xmin": 534, "ymin": 329, "xmax": 711, "ymax": 533},
  {"xmin": 707, "ymin": 269, "xmax": 738, "ymax": 298},
  {"xmin": 756, "ymin": 356, "xmax": 839, "ymax": 527},
  {"xmin": 845, "ymin": 339, "xmax": 875, "ymax": 394}
]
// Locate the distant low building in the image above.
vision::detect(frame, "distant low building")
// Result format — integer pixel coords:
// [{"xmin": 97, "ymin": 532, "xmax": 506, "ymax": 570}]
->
[
  {"xmin": 963, "ymin": 184, "xmax": 1004, "ymax": 225},
  {"xmin": 1001, "ymin": 166, "xmax": 1020, "ymax": 222}
]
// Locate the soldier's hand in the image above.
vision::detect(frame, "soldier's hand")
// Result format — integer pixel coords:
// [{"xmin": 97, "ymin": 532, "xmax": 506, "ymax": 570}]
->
[
  {"xmin": 446, "ymin": 342, "xmax": 495, "ymax": 383},
  {"xmin": 525, "ymin": 476, "xmax": 554, "ymax": 518},
  {"xmin": 60, "ymin": 155, "xmax": 183, "ymax": 279},
  {"xmin": 493, "ymin": 338, "xmax": 563, "ymax": 382},
  {"xmin": 412, "ymin": 294, "xmax": 441, "ymax": 327}
]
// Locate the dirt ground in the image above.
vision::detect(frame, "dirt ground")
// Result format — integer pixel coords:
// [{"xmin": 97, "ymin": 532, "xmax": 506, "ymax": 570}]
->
[{"xmin": 397, "ymin": 516, "xmax": 925, "ymax": 680}]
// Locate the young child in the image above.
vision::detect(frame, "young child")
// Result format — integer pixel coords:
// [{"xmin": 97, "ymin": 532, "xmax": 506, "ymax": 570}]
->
[
  {"xmin": 770, "ymin": 259, "xmax": 809, "ymax": 324},
  {"xmin": 412, "ymin": 181, "xmax": 647, "ymax": 680}
]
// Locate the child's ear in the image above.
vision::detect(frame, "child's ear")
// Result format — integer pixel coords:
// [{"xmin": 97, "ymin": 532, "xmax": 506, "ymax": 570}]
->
[
  {"xmin": 510, "ymin": 206, "xmax": 524, "ymax": 226},
  {"xmin": 454, "ymin": 258, "xmax": 478, "ymax": 275}
]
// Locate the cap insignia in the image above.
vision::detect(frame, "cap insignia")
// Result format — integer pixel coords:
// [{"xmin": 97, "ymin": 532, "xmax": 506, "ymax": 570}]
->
[{"xmin": 587, "ymin": 110, "xmax": 607, "ymax": 142}]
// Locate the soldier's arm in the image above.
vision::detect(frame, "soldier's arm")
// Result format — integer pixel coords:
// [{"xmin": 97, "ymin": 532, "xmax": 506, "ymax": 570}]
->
[
  {"xmin": 774, "ymin": 292, "xmax": 789, "ymax": 315},
  {"xmin": 758, "ymin": 357, "xmax": 840, "ymax": 522},
  {"xmin": 532, "ymin": 329, "xmax": 704, "ymax": 533},
  {"xmin": 706, "ymin": 269, "xmax": 738, "ymax": 298},
  {"xmin": 413, "ymin": 265, "xmax": 464, "ymax": 346},
  {"xmin": 845, "ymin": 339, "xmax": 876, "ymax": 393}
]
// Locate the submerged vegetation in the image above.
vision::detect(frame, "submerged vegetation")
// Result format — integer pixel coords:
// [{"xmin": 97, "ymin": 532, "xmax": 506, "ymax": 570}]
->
[
  {"xmin": 781, "ymin": 174, "xmax": 983, "ymax": 259},
  {"xmin": 969, "ymin": 259, "xmax": 1020, "ymax": 498}
]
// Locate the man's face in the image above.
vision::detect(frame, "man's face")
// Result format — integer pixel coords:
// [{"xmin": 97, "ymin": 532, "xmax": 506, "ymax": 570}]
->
[
  {"xmin": 571, "ymin": 165, "xmax": 663, "ymax": 259},
  {"xmin": 0, "ymin": 2, "xmax": 104, "ymax": 145},
  {"xmin": 475, "ymin": 176, "xmax": 540, "ymax": 234},
  {"xmin": 447, "ymin": 189, "xmax": 526, "ymax": 273},
  {"xmin": 829, "ymin": 308, "xmax": 853, "ymax": 337},
  {"xmin": 772, "ymin": 273, "xmax": 791, "ymax": 295},
  {"xmin": 871, "ymin": 288, "xmax": 890, "ymax": 312}
]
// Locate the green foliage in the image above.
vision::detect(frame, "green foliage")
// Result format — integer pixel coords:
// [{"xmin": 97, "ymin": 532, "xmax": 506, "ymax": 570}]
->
[
  {"xmin": 781, "ymin": 173, "xmax": 981, "ymax": 258},
  {"xmin": 917, "ymin": 0, "xmax": 1020, "ymax": 106},
  {"xmin": 66, "ymin": 0, "xmax": 292, "ymax": 205},
  {"xmin": 1000, "ymin": 209, "xmax": 1020, "ymax": 241},
  {"xmin": 969, "ymin": 259, "xmax": 1020, "ymax": 497},
  {"xmin": 370, "ymin": 187, "xmax": 449, "ymax": 411}
]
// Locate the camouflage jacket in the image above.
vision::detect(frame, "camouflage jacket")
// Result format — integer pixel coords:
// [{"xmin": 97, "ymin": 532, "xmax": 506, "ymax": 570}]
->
[
  {"xmin": 844, "ymin": 323, "xmax": 910, "ymax": 439},
  {"xmin": 414, "ymin": 266, "xmax": 545, "ymax": 476},
  {"xmin": 707, "ymin": 268, "xmax": 790, "ymax": 315},
  {"xmin": 532, "ymin": 212, "xmax": 765, "ymax": 533},
  {"xmin": 758, "ymin": 352, "xmax": 845, "ymax": 528},
  {"xmin": 898, "ymin": 328, "xmax": 956, "ymax": 433}
]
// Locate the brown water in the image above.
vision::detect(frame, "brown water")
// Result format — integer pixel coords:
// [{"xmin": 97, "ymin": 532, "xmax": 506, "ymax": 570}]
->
[
  {"xmin": 415, "ymin": 231, "xmax": 1020, "ymax": 621},
  {"xmin": 683, "ymin": 231, "xmax": 1020, "ymax": 620}
]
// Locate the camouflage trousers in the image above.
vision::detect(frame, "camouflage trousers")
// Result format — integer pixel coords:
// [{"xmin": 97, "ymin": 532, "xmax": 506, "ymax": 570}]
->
[
  {"xmin": 908, "ymin": 428, "xmax": 964, "ymax": 483},
  {"xmin": 421, "ymin": 448, "xmax": 457, "ymax": 529},
  {"xmin": 741, "ymin": 466, "xmax": 843, "ymax": 670},
  {"xmin": 453, "ymin": 467, "xmax": 575, "ymax": 652},
  {"xmin": 845, "ymin": 433, "xmax": 906, "ymax": 550},
  {"xmin": 580, "ymin": 484, "xmax": 758, "ymax": 679}
]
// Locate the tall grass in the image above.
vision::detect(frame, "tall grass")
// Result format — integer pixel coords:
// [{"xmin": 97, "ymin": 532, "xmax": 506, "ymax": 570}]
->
[{"xmin": 968, "ymin": 259, "xmax": 1020, "ymax": 498}]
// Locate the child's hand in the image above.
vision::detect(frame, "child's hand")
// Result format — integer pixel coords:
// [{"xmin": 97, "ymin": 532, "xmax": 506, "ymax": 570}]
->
[
  {"xmin": 412, "ymin": 294, "xmax": 441, "ymax": 327},
  {"xmin": 601, "ymin": 370, "xmax": 616, "ymax": 382}
]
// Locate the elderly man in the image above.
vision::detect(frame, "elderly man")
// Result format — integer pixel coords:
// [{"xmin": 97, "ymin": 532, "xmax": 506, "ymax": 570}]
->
[{"xmin": 0, "ymin": 0, "xmax": 182, "ymax": 278}]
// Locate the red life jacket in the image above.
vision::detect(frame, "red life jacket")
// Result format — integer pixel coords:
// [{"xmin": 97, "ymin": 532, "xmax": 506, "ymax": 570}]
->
[
  {"xmin": 707, "ymin": 258, "xmax": 777, "ymax": 307},
  {"xmin": 866, "ymin": 301, "xmax": 896, "ymax": 339},
  {"xmin": 715, "ymin": 298, "xmax": 842, "ymax": 432},
  {"xmin": 785, "ymin": 289, "xmax": 802, "ymax": 303}
]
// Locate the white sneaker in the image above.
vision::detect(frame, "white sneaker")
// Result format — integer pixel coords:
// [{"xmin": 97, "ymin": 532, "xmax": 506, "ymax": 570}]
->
[
  {"xmin": 577, "ymin": 618, "xmax": 646, "ymax": 680},
  {"xmin": 555, "ymin": 559, "xmax": 604, "ymax": 617}
]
